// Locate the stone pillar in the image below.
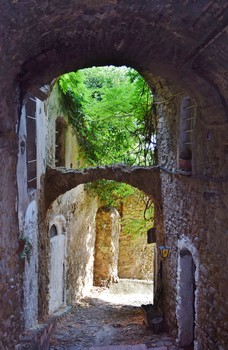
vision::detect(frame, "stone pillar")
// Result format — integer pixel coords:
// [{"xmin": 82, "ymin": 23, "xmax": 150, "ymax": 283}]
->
[{"xmin": 94, "ymin": 207, "xmax": 120, "ymax": 286}]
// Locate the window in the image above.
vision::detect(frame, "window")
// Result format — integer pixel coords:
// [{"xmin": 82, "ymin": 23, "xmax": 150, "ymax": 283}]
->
[
  {"xmin": 178, "ymin": 97, "xmax": 196, "ymax": 173},
  {"xmin": 55, "ymin": 117, "xmax": 67, "ymax": 167},
  {"xmin": 26, "ymin": 96, "xmax": 37, "ymax": 189},
  {"xmin": 50, "ymin": 224, "xmax": 58, "ymax": 238}
]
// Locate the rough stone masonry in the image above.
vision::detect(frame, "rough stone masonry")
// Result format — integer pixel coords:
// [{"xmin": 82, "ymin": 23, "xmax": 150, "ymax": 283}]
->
[{"xmin": 0, "ymin": 1, "xmax": 227, "ymax": 349}]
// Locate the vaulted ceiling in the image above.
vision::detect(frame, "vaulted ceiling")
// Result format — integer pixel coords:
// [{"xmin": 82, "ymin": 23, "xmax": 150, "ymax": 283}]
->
[{"xmin": 0, "ymin": 0, "xmax": 227, "ymax": 117}]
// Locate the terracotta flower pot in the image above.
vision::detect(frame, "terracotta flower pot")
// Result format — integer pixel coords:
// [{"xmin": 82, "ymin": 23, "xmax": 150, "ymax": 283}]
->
[{"xmin": 178, "ymin": 158, "xmax": 192, "ymax": 171}]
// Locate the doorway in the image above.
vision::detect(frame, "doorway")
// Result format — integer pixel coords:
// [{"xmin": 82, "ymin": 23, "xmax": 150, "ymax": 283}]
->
[
  {"xmin": 49, "ymin": 222, "xmax": 66, "ymax": 313},
  {"xmin": 177, "ymin": 248, "xmax": 196, "ymax": 348}
]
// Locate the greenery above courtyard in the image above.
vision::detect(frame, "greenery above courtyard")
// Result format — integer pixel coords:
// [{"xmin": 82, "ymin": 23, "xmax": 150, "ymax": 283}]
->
[
  {"xmin": 59, "ymin": 66, "xmax": 157, "ymax": 167},
  {"xmin": 58, "ymin": 66, "xmax": 155, "ymax": 236}
]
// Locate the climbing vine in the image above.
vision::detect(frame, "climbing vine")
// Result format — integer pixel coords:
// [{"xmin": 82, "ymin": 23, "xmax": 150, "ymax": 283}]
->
[
  {"xmin": 85, "ymin": 180, "xmax": 154, "ymax": 237},
  {"xmin": 59, "ymin": 66, "xmax": 156, "ymax": 236},
  {"xmin": 59, "ymin": 66, "xmax": 157, "ymax": 167}
]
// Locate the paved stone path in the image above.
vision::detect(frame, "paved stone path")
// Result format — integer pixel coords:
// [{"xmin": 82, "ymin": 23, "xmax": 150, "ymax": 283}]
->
[
  {"xmin": 50, "ymin": 287, "xmax": 184, "ymax": 350},
  {"xmin": 89, "ymin": 346, "xmax": 167, "ymax": 350}
]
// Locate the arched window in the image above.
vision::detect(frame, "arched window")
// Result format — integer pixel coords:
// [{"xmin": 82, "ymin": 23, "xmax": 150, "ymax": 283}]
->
[
  {"xmin": 177, "ymin": 248, "xmax": 196, "ymax": 347},
  {"xmin": 178, "ymin": 97, "xmax": 196, "ymax": 173},
  {"xmin": 26, "ymin": 96, "xmax": 37, "ymax": 189},
  {"xmin": 55, "ymin": 117, "xmax": 67, "ymax": 167},
  {"xmin": 50, "ymin": 224, "xmax": 58, "ymax": 238}
]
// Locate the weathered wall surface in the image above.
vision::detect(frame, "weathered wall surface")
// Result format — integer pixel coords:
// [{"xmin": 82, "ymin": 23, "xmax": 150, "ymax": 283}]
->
[
  {"xmin": 16, "ymin": 95, "xmax": 47, "ymax": 333},
  {"xmin": 118, "ymin": 194, "xmax": 154, "ymax": 281},
  {"xmin": 0, "ymin": 1, "xmax": 227, "ymax": 348},
  {"xmin": 23, "ymin": 200, "xmax": 38, "ymax": 329},
  {"xmin": 94, "ymin": 207, "xmax": 120, "ymax": 286},
  {"xmin": 49, "ymin": 185, "xmax": 98, "ymax": 303},
  {"xmin": 44, "ymin": 84, "xmax": 99, "ymax": 308},
  {"xmin": 156, "ymin": 84, "xmax": 228, "ymax": 349},
  {"xmin": 0, "ymin": 89, "xmax": 22, "ymax": 349},
  {"xmin": 45, "ymin": 83, "xmax": 83, "ymax": 169},
  {"xmin": 49, "ymin": 216, "xmax": 67, "ymax": 314}
]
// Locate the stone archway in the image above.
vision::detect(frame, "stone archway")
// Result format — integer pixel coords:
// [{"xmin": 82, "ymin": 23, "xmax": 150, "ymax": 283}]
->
[{"xmin": 0, "ymin": 1, "xmax": 228, "ymax": 348}]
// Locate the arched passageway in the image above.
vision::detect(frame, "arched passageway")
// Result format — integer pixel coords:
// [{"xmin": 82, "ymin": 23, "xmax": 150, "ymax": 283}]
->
[{"xmin": 0, "ymin": 1, "xmax": 227, "ymax": 349}]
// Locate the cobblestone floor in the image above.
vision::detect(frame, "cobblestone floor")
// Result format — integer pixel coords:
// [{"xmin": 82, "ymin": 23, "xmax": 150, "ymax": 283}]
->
[{"xmin": 50, "ymin": 286, "xmax": 185, "ymax": 350}]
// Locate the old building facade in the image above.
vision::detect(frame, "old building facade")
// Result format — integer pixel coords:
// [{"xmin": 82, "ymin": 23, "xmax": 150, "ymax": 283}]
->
[{"xmin": 0, "ymin": 1, "xmax": 227, "ymax": 349}]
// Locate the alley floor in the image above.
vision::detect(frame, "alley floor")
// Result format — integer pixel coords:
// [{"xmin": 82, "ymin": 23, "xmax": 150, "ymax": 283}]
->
[{"xmin": 50, "ymin": 284, "xmax": 185, "ymax": 350}]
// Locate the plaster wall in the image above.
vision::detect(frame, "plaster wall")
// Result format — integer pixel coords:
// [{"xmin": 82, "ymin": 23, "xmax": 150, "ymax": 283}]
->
[
  {"xmin": 17, "ymin": 95, "xmax": 47, "ymax": 330},
  {"xmin": 48, "ymin": 215, "xmax": 67, "ymax": 314},
  {"xmin": 45, "ymin": 83, "xmax": 99, "ymax": 305},
  {"xmin": 45, "ymin": 83, "xmax": 82, "ymax": 169},
  {"xmin": 49, "ymin": 185, "xmax": 98, "ymax": 303},
  {"xmin": 23, "ymin": 200, "xmax": 38, "ymax": 329}
]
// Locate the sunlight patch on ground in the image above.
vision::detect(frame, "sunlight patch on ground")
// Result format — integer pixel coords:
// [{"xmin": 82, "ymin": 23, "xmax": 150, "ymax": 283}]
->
[{"xmin": 88, "ymin": 279, "xmax": 154, "ymax": 306}]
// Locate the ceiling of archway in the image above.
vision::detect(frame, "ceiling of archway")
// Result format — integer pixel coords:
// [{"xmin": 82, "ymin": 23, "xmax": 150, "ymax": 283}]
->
[{"xmin": 0, "ymin": 0, "xmax": 227, "ymax": 113}]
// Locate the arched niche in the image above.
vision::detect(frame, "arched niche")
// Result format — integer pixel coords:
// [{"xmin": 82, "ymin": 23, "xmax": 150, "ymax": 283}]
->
[
  {"xmin": 176, "ymin": 237, "xmax": 200, "ymax": 349},
  {"xmin": 55, "ymin": 117, "xmax": 67, "ymax": 167},
  {"xmin": 48, "ymin": 215, "xmax": 67, "ymax": 314}
]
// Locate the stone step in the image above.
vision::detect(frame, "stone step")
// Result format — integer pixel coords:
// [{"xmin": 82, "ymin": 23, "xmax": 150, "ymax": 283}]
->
[{"xmin": 89, "ymin": 345, "xmax": 167, "ymax": 350}]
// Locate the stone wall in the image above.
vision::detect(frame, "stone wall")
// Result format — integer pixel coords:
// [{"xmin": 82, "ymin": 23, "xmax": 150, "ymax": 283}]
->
[
  {"xmin": 0, "ymin": 101, "xmax": 22, "ymax": 350},
  {"xmin": 44, "ymin": 84, "xmax": 99, "ymax": 306},
  {"xmin": 0, "ymin": 2, "xmax": 227, "ymax": 349},
  {"xmin": 155, "ymin": 82, "xmax": 228, "ymax": 349},
  {"xmin": 49, "ymin": 185, "xmax": 98, "ymax": 303},
  {"xmin": 16, "ymin": 95, "xmax": 47, "ymax": 332},
  {"xmin": 118, "ymin": 194, "xmax": 154, "ymax": 281},
  {"xmin": 45, "ymin": 83, "xmax": 83, "ymax": 169}
]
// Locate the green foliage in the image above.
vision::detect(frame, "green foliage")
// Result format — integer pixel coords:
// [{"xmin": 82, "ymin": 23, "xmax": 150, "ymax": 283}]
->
[
  {"xmin": 86, "ymin": 180, "xmax": 154, "ymax": 238},
  {"xmin": 85, "ymin": 180, "xmax": 135, "ymax": 207},
  {"xmin": 59, "ymin": 66, "xmax": 156, "ymax": 238},
  {"xmin": 59, "ymin": 66, "xmax": 157, "ymax": 167}
]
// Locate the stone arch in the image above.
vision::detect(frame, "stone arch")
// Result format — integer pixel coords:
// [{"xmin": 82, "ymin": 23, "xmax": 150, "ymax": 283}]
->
[
  {"xmin": 0, "ymin": 2, "xmax": 227, "ymax": 348},
  {"xmin": 45, "ymin": 165, "xmax": 161, "ymax": 209},
  {"xmin": 176, "ymin": 237, "xmax": 200, "ymax": 349},
  {"xmin": 8, "ymin": 2, "xmax": 225, "ymax": 124},
  {"xmin": 48, "ymin": 215, "xmax": 67, "ymax": 314}
]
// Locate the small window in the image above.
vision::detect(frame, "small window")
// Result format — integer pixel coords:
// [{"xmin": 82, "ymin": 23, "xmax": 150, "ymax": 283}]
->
[
  {"xmin": 26, "ymin": 96, "xmax": 37, "ymax": 189},
  {"xmin": 178, "ymin": 97, "xmax": 196, "ymax": 173},
  {"xmin": 50, "ymin": 225, "xmax": 58, "ymax": 238},
  {"xmin": 55, "ymin": 117, "xmax": 67, "ymax": 167}
]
